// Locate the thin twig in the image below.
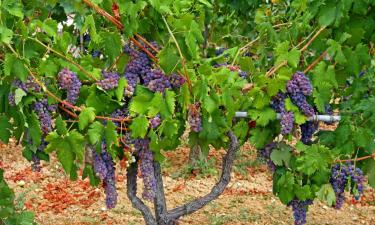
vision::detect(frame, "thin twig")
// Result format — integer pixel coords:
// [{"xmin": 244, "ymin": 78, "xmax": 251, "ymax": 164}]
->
[
  {"xmin": 300, "ymin": 26, "xmax": 326, "ymax": 52},
  {"xmin": 135, "ymin": 34, "xmax": 160, "ymax": 53},
  {"xmin": 295, "ymin": 27, "xmax": 318, "ymax": 49},
  {"xmin": 82, "ymin": 0, "xmax": 123, "ymax": 30},
  {"xmin": 130, "ymin": 37, "xmax": 158, "ymax": 61},
  {"xmin": 30, "ymin": 38, "xmax": 98, "ymax": 81},
  {"xmin": 231, "ymin": 36, "xmax": 260, "ymax": 66},
  {"xmin": 304, "ymin": 51, "xmax": 327, "ymax": 73},
  {"xmin": 265, "ymin": 60, "xmax": 288, "ymax": 77},
  {"xmin": 162, "ymin": 16, "xmax": 193, "ymax": 93},
  {"xmin": 335, "ymin": 153, "xmax": 375, "ymax": 163},
  {"xmin": 107, "ymin": 52, "xmax": 124, "ymax": 71}
]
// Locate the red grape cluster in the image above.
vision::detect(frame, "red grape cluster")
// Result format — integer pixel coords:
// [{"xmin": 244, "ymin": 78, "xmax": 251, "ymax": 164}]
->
[
  {"xmin": 97, "ymin": 71, "xmax": 120, "ymax": 90},
  {"xmin": 330, "ymin": 163, "xmax": 365, "ymax": 209},
  {"xmin": 149, "ymin": 114, "xmax": 161, "ymax": 129},
  {"xmin": 169, "ymin": 73, "xmax": 186, "ymax": 89},
  {"xmin": 92, "ymin": 142, "xmax": 118, "ymax": 209},
  {"xmin": 288, "ymin": 199, "xmax": 313, "ymax": 225},
  {"xmin": 8, "ymin": 77, "xmax": 41, "ymax": 106},
  {"xmin": 270, "ymin": 93, "xmax": 294, "ymax": 134},
  {"xmin": 188, "ymin": 103, "xmax": 202, "ymax": 132},
  {"xmin": 258, "ymin": 142, "xmax": 277, "ymax": 171},
  {"xmin": 33, "ymin": 99, "xmax": 55, "ymax": 135},
  {"xmin": 135, "ymin": 138, "xmax": 156, "ymax": 201},
  {"xmin": 57, "ymin": 68, "xmax": 82, "ymax": 104}
]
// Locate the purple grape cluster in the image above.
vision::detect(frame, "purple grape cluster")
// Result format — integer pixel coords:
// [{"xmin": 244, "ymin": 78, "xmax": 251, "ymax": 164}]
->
[
  {"xmin": 238, "ymin": 70, "xmax": 248, "ymax": 79},
  {"xmin": 288, "ymin": 199, "xmax": 313, "ymax": 225},
  {"xmin": 270, "ymin": 93, "xmax": 295, "ymax": 135},
  {"xmin": 123, "ymin": 44, "xmax": 152, "ymax": 96},
  {"xmin": 289, "ymin": 93, "xmax": 315, "ymax": 117},
  {"xmin": 33, "ymin": 99, "xmax": 55, "ymax": 135},
  {"xmin": 8, "ymin": 77, "xmax": 41, "ymax": 106},
  {"xmin": 169, "ymin": 73, "xmax": 186, "ymax": 89},
  {"xmin": 92, "ymin": 142, "xmax": 118, "ymax": 209},
  {"xmin": 134, "ymin": 138, "xmax": 156, "ymax": 201},
  {"xmin": 149, "ymin": 114, "xmax": 161, "ymax": 129},
  {"xmin": 109, "ymin": 108, "xmax": 129, "ymax": 127},
  {"xmin": 330, "ymin": 163, "xmax": 365, "ymax": 209},
  {"xmin": 97, "ymin": 71, "xmax": 120, "ymax": 90},
  {"xmin": 281, "ymin": 112, "xmax": 294, "ymax": 135},
  {"xmin": 123, "ymin": 43, "xmax": 185, "ymax": 95},
  {"xmin": 188, "ymin": 103, "xmax": 202, "ymax": 132},
  {"xmin": 57, "ymin": 68, "xmax": 82, "ymax": 104},
  {"xmin": 286, "ymin": 72, "xmax": 315, "ymax": 117},
  {"xmin": 8, "ymin": 92, "xmax": 15, "ymax": 106},
  {"xmin": 286, "ymin": 72, "xmax": 313, "ymax": 96},
  {"xmin": 300, "ymin": 121, "xmax": 318, "ymax": 144},
  {"xmin": 147, "ymin": 71, "xmax": 172, "ymax": 93},
  {"xmin": 258, "ymin": 142, "xmax": 277, "ymax": 171}
]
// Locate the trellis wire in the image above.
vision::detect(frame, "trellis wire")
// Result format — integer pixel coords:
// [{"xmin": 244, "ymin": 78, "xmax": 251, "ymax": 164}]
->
[{"xmin": 234, "ymin": 112, "xmax": 341, "ymax": 123}]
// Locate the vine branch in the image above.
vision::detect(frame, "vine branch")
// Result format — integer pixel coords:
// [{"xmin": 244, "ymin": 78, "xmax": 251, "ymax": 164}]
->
[
  {"xmin": 166, "ymin": 130, "xmax": 239, "ymax": 221},
  {"xmin": 126, "ymin": 158, "xmax": 157, "ymax": 225},
  {"xmin": 335, "ymin": 153, "xmax": 375, "ymax": 163},
  {"xmin": 29, "ymin": 38, "xmax": 98, "ymax": 81},
  {"xmin": 304, "ymin": 51, "xmax": 327, "ymax": 73},
  {"xmin": 162, "ymin": 16, "xmax": 193, "ymax": 94}
]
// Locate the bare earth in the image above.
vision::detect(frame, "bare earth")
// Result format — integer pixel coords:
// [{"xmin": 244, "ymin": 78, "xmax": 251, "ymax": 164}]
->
[{"xmin": 1, "ymin": 140, "xmax": 374, "ymax": 225}]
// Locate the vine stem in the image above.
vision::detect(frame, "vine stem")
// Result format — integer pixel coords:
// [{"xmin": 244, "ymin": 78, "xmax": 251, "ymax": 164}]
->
[
  {"xmin": 266, "ymin": 26, "xmax": 326, "ymax": 77},
  {"xmin": 135, "ymin": 34, "xmax": 160, "ymax": 53},
  {"xmin": 162, "ymin": 16, "xmax": 193, "ymax": 94},
  {"xmin": 300, "ymin": 26, "xmax": 326, "ymax": 52},
  {"xmin": 304, "ymin": 51, "xmax": 327, "ymax": 73},
  {"xmin": 335, "ymin": 153, "xmax": 375, "ymax": 163},
  {"xmin": 231, "ymin": 36, "xmax": 260, "ymax": 66},
  {"xmin": 82, "ymin": 0, "xmax": 123, "ymax": 29},
  {"xmin": 265, "ymin": 60, "xmax": 288, "ymax": 77},
  {"xmin": 81, "ymin": 0, "xmax": 158, "ymax": 62},
  {"xmin": 29, "ymin": 38, "xmax": 98, "ymax": 81}
]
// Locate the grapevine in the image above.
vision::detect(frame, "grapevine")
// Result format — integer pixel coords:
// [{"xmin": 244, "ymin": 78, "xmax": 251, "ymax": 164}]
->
[{"xmin": 0, "ymin": 1, "xmax": 374, "ymax": 225}]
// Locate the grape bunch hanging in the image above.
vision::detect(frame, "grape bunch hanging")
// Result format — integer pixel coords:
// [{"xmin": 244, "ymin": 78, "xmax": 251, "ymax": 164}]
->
[{"xmin": 270, "ymin": 71, "xmax": 319, "ymax": 144}]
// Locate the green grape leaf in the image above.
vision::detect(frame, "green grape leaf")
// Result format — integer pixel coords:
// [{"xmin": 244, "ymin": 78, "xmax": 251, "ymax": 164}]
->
[
  {"xmin": 13, "ymin": 59, "xmax": 29, "ymax": 82},
  {"xmin": 253, "ymin": 108, "xmax": 276, "ymax": 126},
  {"xmin": 287, "ymin": 49, "xmax": 301, "ymax": 68},
  {"xmin": 270, "ymin": 146, "xmax": 291, "ymax": 167},
  {"xmin": 88, "ymin": 121, "xmax": 104, "ymax": 145},
  {"xmin": 185, "ymin": 20, "xmax": 204, "ymax": 58},
  {"xmin": 28, "ymin": 113, "xmax": 42, "ymax": 147},
  {"xmin": 56, "ymin": 144, "xmax": 74, "ymax": 175},
  {"xmin": 158, "ymin": 44, "xmax": 181, "ymax": 74},
  {"xmin": 115, "ymin": 77, "xmax": 127, "ymax": 101},
  {"xmin": 318, "ymin": 3, "xmax": 336, "ymax": 26},
  {"xmin": 2, "ymin": 0, "xmax": 24, "ymax": 18},
  {"xmin": 130, "ymin": 116, "xmax": 149, "ymax": 138},
  {"xmin": 78, "ymin": 107, "xmax": 96, "ymax": 130},
  {"xmin": 81, "ymin": 15, "xmax": 101, "ymax": 44},
  {"xmin": 294, "ymin": 185, "xmax": 312, "ymax": 201},
  {"xmin": 0, "ymin": 116, "xmax": 12, "ymax": 143},
  {"xmin": 42, "ymin": 19, "xmax": 58, "ymax": 38},
  {"xmin": 148, "ymin": 93, "xmax": 164, "ymax": 117},
  {"xmin": 82, "ymin": 165, "xmax": 100, "ymax": 186},
  {"xmin": 316, "ymin": 184, "xmax": 336, "ymax": 206},
  {"xmin": 0, "ymin": 25, "xmax": 14, "ymax": 44},
  {"xmin": 105, "ymin": 121, "xmax": 118, "ymax": 158},
  {"xmin": 14, "ymin": 88, "xmax": 27, "ymax": 105},
  {"xmin": 165, "ymin": 90, "xmax": 176, "ymax": 117},
  {"xmin": 55, "ymin": 116, "xmax": 68, "ymax": 136},
  {"xmin": 276, "ymin": 171, "xmax": 295, "ymax": 204},
  {"xmin": 101, "ymin": 31, "xmax": 122, "ymax": 62},
  {"xmin": 296, "ymin": 144, "xmax": 332, "ymax": 176}
]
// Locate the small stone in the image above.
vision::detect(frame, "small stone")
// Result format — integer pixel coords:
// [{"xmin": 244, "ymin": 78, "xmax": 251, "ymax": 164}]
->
[
  {"xmin": 17, "ymin": 180, "xmax": 25, "ymax": 187},
  {"xmin": 101, "ymin": 206, "xmax": 106, "ymax": 211},
  {"xmin": 352, "ymin": 216, "xmax": 358, "ymax": 221}
]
